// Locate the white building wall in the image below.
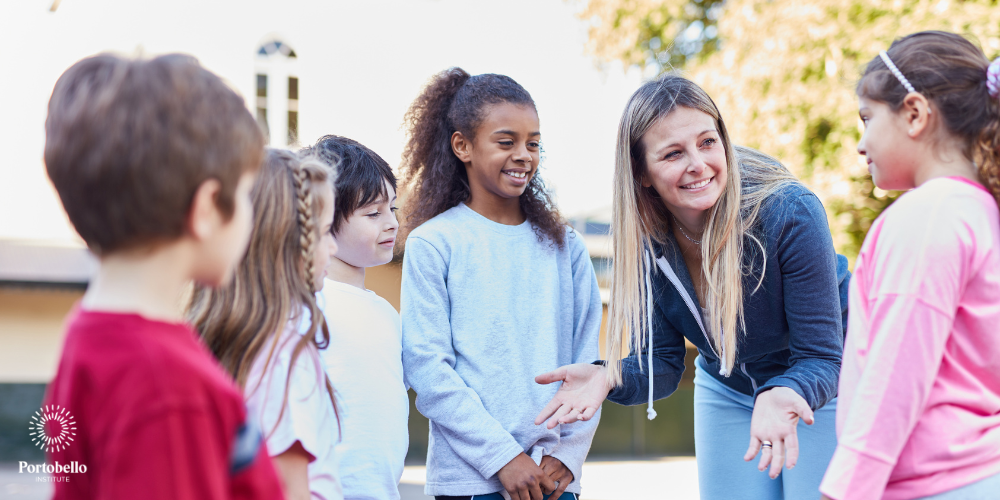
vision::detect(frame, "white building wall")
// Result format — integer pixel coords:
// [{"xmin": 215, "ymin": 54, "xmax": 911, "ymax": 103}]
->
[{"xmin": 255, "ymin": 38, "xmax": 299, "ymax": 147}]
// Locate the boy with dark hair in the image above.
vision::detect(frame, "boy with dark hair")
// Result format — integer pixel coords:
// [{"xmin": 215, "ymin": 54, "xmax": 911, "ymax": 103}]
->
[
  {"xmin": 303, "ymin": 136, "xmax": 408, "ymax": 500},
  {"xmin": 43, "ymin": 53, "xmax": 282, "ymax": 500}
]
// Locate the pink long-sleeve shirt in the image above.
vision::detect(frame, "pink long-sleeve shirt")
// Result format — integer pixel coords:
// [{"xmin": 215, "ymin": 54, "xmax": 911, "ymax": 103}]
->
[{"xmin": 820, "ymin": 177, "xmax": 1000, "ymax": 500}]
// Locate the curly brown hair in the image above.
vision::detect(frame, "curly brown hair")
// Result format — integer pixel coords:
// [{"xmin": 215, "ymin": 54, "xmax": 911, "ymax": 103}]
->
[
  {"xmin": 859, "ymin": 31, "xmax": 1000, "ymax": 208},
  {"xmin": 398, "ymin": 67, "xmax": 565, "ymax": 249}
]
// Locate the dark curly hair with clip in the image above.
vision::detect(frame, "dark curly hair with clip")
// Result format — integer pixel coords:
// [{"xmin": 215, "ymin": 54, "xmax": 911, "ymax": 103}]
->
[{"xmin": 398, "ymin": 67, "xmax": 566, "ymax": 249}]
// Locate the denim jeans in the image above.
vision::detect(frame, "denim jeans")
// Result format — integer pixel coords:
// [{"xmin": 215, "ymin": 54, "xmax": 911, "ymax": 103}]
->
[
  {"xmin": 435, "ymin": 492, "xmax": 578, "ymax": 500},
  {"xmin": 917, "ymin": 471, "xmax": 1000, "ymax": 499},
  {"xmin": 694, "ymin": 358, "xmax": 838, "ymax": 500}
]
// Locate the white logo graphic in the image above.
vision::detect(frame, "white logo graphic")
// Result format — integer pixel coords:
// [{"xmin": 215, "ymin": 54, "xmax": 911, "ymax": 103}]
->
[{"xmin": 29, "ymin": 405, "xmax": 77, "ymax": 453}]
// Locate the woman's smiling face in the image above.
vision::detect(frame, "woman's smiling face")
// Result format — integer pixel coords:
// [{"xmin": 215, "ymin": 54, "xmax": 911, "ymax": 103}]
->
[{"xmin": 640, "ymin": 106, "xmax": 728, "ymax": 223}]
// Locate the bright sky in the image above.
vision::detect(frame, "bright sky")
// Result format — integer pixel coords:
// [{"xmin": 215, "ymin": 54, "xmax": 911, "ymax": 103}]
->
[{"xmin": 0, "ymin": 0, "xmax": 644, "ymax": 243}]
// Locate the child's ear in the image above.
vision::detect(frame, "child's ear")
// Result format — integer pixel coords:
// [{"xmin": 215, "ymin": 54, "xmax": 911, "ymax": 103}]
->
[
  {"xmin": 451, "ymin": 131, "xmax": 472, "ymax": 163},
  {"xmin": 187, "ymin": 178, "xmax": 224, "ymax": 241},
  {"xmin": 902, "ymin": 93, "xmax": 932, "ymax": 138}
]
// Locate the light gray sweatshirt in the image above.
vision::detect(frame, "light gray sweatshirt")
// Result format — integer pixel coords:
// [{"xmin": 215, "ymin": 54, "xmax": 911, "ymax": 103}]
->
[{"xmin": 401, "ymin": 203, "xmax": 603, "ymax": 496}]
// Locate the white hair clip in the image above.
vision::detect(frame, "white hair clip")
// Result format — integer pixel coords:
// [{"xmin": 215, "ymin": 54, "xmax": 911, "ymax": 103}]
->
[
  {"xmin": 987, "ymin": 57, "xmax": 1000, "ymax": 99},
  {"xmin": 879, "ymin": 50, "xmax": 916, "ymax": 94}
]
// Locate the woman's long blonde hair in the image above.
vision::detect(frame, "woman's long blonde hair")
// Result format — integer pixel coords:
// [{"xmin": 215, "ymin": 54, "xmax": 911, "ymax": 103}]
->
[
  {"xmin": 188, "ymin": 148, "xmax": 338, "ymax": 433},
  {"xmin": 607, "ymin": 75, "xmax": 800, "ymax": 385}
]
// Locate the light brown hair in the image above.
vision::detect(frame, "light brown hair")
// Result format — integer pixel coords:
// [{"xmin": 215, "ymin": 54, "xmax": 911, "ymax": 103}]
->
[
  {"xmin": 607, "ymin": 75, "xmax": 799, "ymax": 384},
  {"xmin": 188, "ymin": 149, "xmax": 337, "ymax": 434},
  {"xmin": 859, "ymin": 31, "xmax": 1000, "ymax": 206},
  {"xmin": 45, "ymin": 53, "xmax": 265, "ymax": 256}
]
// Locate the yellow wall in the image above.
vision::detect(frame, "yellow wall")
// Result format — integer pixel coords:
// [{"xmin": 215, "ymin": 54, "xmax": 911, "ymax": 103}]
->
[
  {"xmin": 365, "ymin": 261, "xmax": 402, "ymax": 311},
  {"xmin": 0, "ymin": 262, "xmax": 691, "ymax": 383},
  {"xmin": 0, "ymin": 287, "xmax": 82, "ymax": 383},
  {"xmin": 0, "ymin": 263, "xmax": 404, "ymax": 384}
]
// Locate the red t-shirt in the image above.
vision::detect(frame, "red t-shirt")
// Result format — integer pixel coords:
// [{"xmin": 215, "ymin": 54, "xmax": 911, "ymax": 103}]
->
[{"xmin": 45, "ymin": 308, "xmax": 284, "ymax": 500}]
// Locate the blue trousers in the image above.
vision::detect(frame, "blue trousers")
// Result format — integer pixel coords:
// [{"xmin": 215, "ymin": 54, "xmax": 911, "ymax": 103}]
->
[
  {"xmin": 917, "ymin": 471, "xmax": 1000, "ymax": 499},
  {"xmin": 435, "ymin": 494, "xmax": 576, "ymax": 500},
  {"xmin": 694, "ymin": 360, "xmax": 838, "ymax": 500}
]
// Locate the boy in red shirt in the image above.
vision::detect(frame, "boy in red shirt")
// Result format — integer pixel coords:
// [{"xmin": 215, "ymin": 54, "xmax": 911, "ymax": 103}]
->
[{"xmin": 41, "ymin": 53, "xmax": 283, "ymax": 500}]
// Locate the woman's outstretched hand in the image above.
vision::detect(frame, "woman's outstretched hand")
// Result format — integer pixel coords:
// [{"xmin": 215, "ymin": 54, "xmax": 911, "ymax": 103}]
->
[
  {"xmin": 743, "ymin": 386, "xmax": 815, "ymax": 479},
  {"xmin": 533, "ymin": 363, "xmax": 611, "ymax": 429}
]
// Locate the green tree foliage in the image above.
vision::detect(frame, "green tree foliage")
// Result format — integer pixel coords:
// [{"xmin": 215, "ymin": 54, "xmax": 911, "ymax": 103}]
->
[
  {"xmin": 580, "ymin": 0, "xmax": 724, "ymax": 70},
  {"xmin": 581, "ymin": 0, "xmax": 1000, "ymax": 261}
]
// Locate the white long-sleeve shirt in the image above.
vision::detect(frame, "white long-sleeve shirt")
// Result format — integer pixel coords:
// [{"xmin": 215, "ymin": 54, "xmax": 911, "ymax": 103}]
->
[{"xmin": 320, "ymin": 280, "xmax": 409, "ymax": 500}]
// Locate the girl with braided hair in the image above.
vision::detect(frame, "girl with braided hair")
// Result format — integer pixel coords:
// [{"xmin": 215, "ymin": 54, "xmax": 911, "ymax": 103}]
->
[
  {"xmin": 189, "ymin": 148, "xmax": 342, "ymax": 500},
  {"xmin": 399, "ymin": 68, "xmax": 603, "ymax": 500},
  {"xmin": 819, "ymin": 31, "xmax": 1000, "ymax": 500}
]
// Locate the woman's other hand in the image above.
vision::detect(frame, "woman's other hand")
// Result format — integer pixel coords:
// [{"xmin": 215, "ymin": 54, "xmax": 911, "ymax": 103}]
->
[
  {"xmin": 534, "ymin": 363, "xmax": 611, "ymax": 429},
  {"xmin": 743, "ymin": 386, "xmax": 815, "ymax": 479}
]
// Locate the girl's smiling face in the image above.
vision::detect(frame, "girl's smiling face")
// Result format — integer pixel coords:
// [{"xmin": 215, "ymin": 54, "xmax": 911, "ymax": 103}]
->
[
  {"xmin": 454, "ymin": 103, "xmax": 540, "ymax": 202},
  {"xmin": 640, "ymin": 106, "xmax": 728, "ymax": 224}
]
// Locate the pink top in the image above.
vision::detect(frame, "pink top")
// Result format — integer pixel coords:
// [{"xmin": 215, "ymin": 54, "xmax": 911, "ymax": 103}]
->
[{"xmin": 820, "ymin": 177, "xmax": 1000, "ymax": 500}]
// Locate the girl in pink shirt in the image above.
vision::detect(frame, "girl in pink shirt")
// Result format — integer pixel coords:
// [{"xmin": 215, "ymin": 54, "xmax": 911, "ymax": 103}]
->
[{"xmin": 820, "ymin": 31, "xmax": 1000, "ymax": 500}]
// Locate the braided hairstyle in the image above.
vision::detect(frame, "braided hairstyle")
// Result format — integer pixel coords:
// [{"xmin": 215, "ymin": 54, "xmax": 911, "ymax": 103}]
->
[
  {"xmin": 189, "ymin": 148, "xmax": 339, "ymax": 435},
  {"xmin": 398, "ymin": 67, "xmax": 565, "ymax": 248},
  {"xmin": 859, "ymin": 31, "xmax": 1000, "ymax": 208},
  {"xmin": 292, "ymin": 165, "xmax": 321, "ymax": 293}
]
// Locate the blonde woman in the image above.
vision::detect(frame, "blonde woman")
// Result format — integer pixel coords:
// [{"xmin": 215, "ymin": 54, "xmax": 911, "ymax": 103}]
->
[{"xmin": 534, "ymin": 75, "xmax": 850, "ymax": 499}]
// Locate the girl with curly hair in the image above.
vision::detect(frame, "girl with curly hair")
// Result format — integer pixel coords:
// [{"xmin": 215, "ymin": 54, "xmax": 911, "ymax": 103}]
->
[{"xmin": 398, "ymin": 68, "xmax": 603, "ymax": 500}]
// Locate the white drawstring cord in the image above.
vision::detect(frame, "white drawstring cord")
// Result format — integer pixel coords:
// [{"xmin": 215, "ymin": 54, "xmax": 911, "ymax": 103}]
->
[{"xmin": 645, "ymin": 250, "xmax": 657, "ymax": 420}]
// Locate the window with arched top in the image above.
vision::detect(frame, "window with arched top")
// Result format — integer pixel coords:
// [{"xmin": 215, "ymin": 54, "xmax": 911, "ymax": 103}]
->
[{"xmin": 255, "ymin": 37, "xmax": 299, "ymax": 146}]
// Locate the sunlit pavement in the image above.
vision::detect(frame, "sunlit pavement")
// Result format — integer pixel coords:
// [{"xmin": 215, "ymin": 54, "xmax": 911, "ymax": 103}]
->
[
  {"xmin": 0, "ymin": 464, "xmax": 52, "ymax": 499},
  {"xmin": 399, "ymin": 457, "xmax": 700, "ymax": 500},
  {"xmin": 1, "ymin": 458, "xmax": 700, "ymax": 499}
]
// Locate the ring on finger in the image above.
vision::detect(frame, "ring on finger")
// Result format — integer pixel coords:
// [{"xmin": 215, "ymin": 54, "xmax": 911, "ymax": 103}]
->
[{"xmin": 761, "ymin": 441, "xmax": 773, "ymax": 449}]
